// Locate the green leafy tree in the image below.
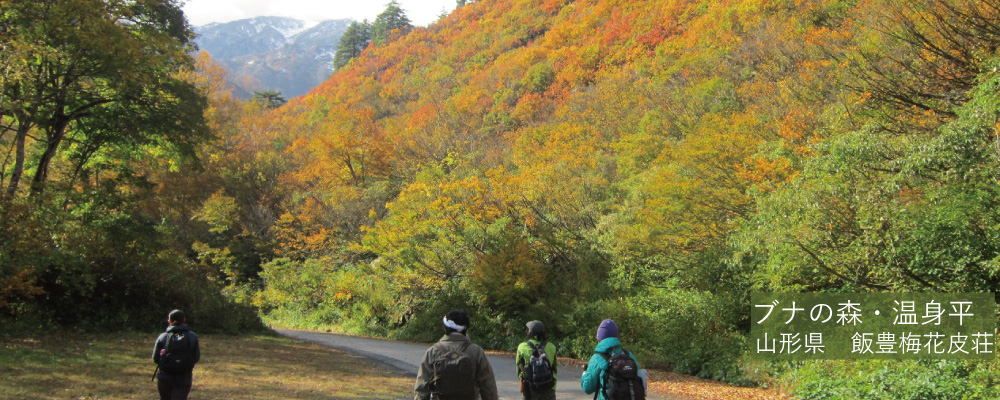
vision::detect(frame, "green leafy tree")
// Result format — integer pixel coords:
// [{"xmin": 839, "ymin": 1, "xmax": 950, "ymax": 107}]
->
[
  {"xmin": 334, "ymin": 20, "xmax": 371, "ymax": 70},
  {"xmin": 742, "ymin": 69, "xmax": 1000, "ymax": 293},
  {"xmin": 0, "ymin": 0, "xmax": 208, "ymax": 198},
  {"xmin": 371, "ymin": 1, "xmax": 411, "ymax": 45},
  {"xmin": 0, "ymin": 1, "xmax": 268, "ymax": 332}
]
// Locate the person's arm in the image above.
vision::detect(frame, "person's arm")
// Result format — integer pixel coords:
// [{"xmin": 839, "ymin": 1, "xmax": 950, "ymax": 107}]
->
[
  {"xmin": 548, "ymin": 342, "xmax": 558, "ymax": 375},
  {"xmin": 630, "ymin": 351, "xmax": 646, "ymax": 391},
  {"xmin": 413, "ymin": 347, "xmax": 435, "ymax": 400},
  {"xmin": 152, "ymin": 334, "xmax": 164, "ymax": 364},
  {"xmin": 476, "ymin": 348, "xmax": 499, "ymax": 400},
  {"xmin": 514, "ymin": 343, "xmax": 525, "ymax": 379},
  {"xmin": 580, "ymin": 353, "xmax": 603, "ymax": 395}
]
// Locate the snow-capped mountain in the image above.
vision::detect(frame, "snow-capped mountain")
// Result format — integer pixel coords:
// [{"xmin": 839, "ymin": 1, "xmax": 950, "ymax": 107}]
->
[{"xmin": 193, "ymin": 17, "xmax": 353, "ymax": 99}]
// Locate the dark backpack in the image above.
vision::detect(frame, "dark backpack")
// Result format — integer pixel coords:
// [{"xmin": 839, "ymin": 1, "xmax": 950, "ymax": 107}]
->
[
  {"xmin": 430, "ymin": 341, "xmax": 477, "ymax": 399},
  {"xmin": 523, "ymin": 341, "xmax": 555, "ymax": 390},
  {"xmin": 598, "ymin": 347, "xmax": 645, "ymax": 400},
  {"xmin": 159, "ymin": 332, "xmax": 196, "ymax": 375}
]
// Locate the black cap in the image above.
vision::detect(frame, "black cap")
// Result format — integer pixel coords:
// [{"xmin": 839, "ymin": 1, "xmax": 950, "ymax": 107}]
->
[{"xmin": 526, "ymin": 320, "xmax": 545, "ymax": 339}]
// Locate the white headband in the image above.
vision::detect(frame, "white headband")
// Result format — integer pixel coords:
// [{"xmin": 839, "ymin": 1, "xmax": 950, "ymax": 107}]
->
[{"xmin": 443, "ymin": 316, "xmax": 467, "ymax": 332}]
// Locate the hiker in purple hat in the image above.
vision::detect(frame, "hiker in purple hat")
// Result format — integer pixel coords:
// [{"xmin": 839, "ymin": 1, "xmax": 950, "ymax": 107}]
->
[{"xmin": 581, "ymin": 319, "xmax": 647, "ymax": 400}]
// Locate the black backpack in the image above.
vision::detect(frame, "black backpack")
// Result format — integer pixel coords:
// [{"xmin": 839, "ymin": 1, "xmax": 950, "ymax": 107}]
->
[
  {"xmin": 523, "ymin": 341, "xmax": 555, "ymax": 390},
  {"xmin": 159, "ymin": 332, "xmax": 196, "ymax": 375},
  {"xmin": 598, "ymin": 347, "xmax": 645, "ymax": 400},
  {"xmin": 430, "ymin": 341, "xmax": 477, "ymax": 399}
]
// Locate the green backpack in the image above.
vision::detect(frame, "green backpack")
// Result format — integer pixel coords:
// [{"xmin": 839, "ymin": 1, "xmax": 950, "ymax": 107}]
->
[{"xmin": 430, "ymin": 342, "xmax": 477, "ymax": 399}]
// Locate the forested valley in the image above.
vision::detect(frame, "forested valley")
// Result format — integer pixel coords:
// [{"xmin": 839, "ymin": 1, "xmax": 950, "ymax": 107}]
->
[{"xmin": 4, "ymin": 0, "xmax": 1000, "ymax": 396}]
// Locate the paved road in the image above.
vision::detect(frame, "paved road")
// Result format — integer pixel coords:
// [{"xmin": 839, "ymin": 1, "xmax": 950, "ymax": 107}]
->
[{"xmin": 277, "ymin": 329, "xmax": 675, "ymax": 400}]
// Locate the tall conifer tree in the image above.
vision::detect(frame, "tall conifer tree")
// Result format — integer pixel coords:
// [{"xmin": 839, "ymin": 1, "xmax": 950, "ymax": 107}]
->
[
  {"xmin": 371, "ymin": 1, "xmax": 411, "ymax": 45},
  {"xmin": 333, "ymin": 20, "xmax": 371, "ymax": 70}
]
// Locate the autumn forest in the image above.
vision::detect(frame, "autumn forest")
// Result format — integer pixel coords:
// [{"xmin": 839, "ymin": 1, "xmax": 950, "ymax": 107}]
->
[{"xmin": 3, "ymin": 0, "xmax": 1000, "ymax": 396}]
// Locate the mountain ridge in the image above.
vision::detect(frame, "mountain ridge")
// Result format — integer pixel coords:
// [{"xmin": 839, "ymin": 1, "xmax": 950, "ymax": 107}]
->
[{"xmin": 193, "ymin": 16, "xmax": 353, "ymax": 99}]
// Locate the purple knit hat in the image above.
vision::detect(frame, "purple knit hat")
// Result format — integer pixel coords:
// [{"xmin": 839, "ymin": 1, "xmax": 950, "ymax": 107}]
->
[{"xmin": 596, "ymin": 319, "xmax": 619, "ymax": 341}]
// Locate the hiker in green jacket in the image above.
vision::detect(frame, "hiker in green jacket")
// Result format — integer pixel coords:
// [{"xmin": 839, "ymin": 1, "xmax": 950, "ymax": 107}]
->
[
  {"xmin": 516, "ymin": 320, "xmax": 558, "ymax": 400},
  {"xmin": 414, "ymin": 309, "xmax": 499, "ymax": 400},
  {"xmin": 581, "ymin": 319, "xmax": 646, "ymax": 400}
]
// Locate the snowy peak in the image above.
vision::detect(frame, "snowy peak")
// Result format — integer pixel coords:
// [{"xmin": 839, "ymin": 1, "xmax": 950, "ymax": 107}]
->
[
  {"xmin": 291, "ymin": 20, "xmax": 354, "ymax": 43},
  {"xmin": 193, "ymin": 17, "xmax": 353, "ymax": 99},
  {"xmin": 195, "ymin": 17, "xmax": 305, "ymax": 59}
]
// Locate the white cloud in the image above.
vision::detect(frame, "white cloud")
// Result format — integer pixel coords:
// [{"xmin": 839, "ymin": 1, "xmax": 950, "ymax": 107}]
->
[{"xmin": 182, "ymin": 0, "xmax": 457, "ymax": 27}]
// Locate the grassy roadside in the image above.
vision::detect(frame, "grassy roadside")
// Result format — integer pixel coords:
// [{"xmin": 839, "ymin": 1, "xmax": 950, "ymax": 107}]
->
[{"xmin": 0, "ymin": 332, "xmax": 412, "ymax": 399}]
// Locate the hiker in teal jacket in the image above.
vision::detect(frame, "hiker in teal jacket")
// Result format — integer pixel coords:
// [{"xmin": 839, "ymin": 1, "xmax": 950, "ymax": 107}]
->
[{"xmin": 580, "ymin": 319, "xmax": 643, "ymax": 400}]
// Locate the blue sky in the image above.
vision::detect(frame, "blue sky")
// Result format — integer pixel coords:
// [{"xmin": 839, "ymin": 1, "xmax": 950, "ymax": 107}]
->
[{"xmin": 182, "ymin": 0, "xmax": 458, "ymax": 27}]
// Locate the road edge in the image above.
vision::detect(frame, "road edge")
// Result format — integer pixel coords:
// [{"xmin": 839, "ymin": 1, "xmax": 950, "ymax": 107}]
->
[{"xmin": 274, "ymin": 328, "xmax": 420, "ymax": 378}]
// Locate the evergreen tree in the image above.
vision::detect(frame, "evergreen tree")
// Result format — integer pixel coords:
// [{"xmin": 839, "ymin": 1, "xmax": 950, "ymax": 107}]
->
[
  {"xmin": 371, "ymin": 1, "xmax": 411, "ymax": 45},
  {"xmin": 253, "ymin": 89, "xmax": 287, "ymax": 109},
  {"xmin": 333, "ymin": 20, "xmax": 371, "ymax": 71}
]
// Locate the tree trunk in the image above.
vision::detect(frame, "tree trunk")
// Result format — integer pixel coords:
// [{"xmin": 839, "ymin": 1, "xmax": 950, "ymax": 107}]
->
[
  {"xmin": 5, "ymin": 123, "xmax": 29, "ymax": 198},
  {"xmin": 29, "ymin": 117, "xmax": 70, "ymax": 196}
]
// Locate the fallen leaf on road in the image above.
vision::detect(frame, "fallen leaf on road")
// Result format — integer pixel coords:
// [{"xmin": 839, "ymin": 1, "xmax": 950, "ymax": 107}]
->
[{"xmin": 647, "ymin": 370, "xmax": 791, "ymax": 400}]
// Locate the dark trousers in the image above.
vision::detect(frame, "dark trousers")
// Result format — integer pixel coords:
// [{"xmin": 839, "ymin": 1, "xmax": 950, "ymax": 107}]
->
[
  {"xmin": 157, "ymin": 372, "xmax": 193, "ymax": 400},
  {"xmin": 522, "ymin": 385, "xmax": 557, "ymax": 400}
]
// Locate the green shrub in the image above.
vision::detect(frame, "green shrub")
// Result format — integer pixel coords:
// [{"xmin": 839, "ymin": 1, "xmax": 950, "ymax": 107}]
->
[
  {"xmin": 561, "ymin": 288, "xmax": 750, "ymax": 385},
  {"xmin": 790, "ymin": 359, "xmax": 1000, "ymax": 399},
  {"xmin": 0, "ymin": 197, "xmax": 265, "ymax": 335}
]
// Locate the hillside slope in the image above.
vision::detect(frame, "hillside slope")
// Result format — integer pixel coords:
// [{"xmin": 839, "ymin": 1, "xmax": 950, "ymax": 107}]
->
[
  {"xmin": 266, "ymin": 0, "xmax": 842, "ymax": 370},
  {"xmin": 254, "ymin": 0, "xmax": 1000, "ymax": 395}
]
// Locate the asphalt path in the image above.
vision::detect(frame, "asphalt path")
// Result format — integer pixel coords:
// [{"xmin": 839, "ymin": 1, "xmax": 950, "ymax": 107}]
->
[{"xmin": 276, "ymin": 329, "xmax": 675, "ymax": 400}]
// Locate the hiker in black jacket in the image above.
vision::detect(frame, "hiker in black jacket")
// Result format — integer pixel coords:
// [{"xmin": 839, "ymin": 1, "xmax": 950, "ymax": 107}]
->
[{"xmin": 152, "ymin": 310, "xmax": 201, "ymax": 400}]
